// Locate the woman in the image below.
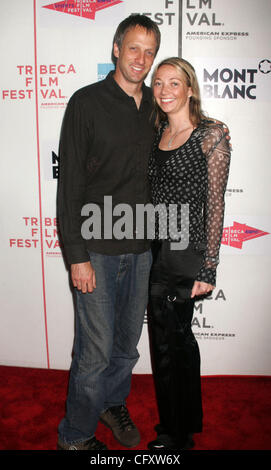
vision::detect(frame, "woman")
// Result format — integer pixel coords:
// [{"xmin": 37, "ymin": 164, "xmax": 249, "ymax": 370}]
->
[{"xmin": 147, "ymin": 57, "xmax": 231, "ymax": 450}]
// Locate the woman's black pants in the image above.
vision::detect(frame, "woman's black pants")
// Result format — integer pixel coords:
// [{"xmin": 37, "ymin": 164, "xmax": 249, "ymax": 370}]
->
[{"xmin": 148, "ymin": 241, "xmax": 203, "ymax": 444}]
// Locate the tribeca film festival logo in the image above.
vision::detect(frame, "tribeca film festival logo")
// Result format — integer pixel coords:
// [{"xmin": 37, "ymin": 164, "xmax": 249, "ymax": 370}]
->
[
  {"xmin": 44, "ymin": 0, "xmax": 177, "ymax": 26},
  {"xmin": 43, "ymin": 0, "xmax": 122, "ymax": 20},
  {"xmin": 9, "ymin": 217, "xmax": 60, "ymax": 256},
  {"xmin": 131, "ymin": 0, "xmax": 176, "ymax": 26},
  {"xmin": 202, "ymin": 59, "xmax": 271, "ymax": 100},
  {"xmin": 222, "ymin": 221, "xmax": 269, "ymax": 249},
  {"xmin": 185, "ymin": 0, "xmax": 222, "ymax": 28},
  {"xmin": 184, "ymin": 0, "xmax": 250, "ymax": 41},
  {"xmin": 2, "ymin": 64, "xmax": 76, "ymax": 108}
]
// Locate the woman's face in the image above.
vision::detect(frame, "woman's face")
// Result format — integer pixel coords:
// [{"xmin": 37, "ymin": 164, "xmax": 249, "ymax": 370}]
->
[{"xmin": 153, "ymin": 64, "xmax": 192, "ymax": 116}]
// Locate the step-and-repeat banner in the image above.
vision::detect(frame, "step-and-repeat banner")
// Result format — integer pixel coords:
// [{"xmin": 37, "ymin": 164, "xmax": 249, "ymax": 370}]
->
[{"xmin": 1, "ymin": 0, "xmax": 270, "ymax": 375}]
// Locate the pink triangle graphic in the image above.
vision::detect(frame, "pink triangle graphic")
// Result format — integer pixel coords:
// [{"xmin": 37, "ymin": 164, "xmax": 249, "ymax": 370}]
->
[
  {"xmin": 43, "ymin": 0, "xmax": 122, "ymax": 20},
  {"xmin": 222, "ymin": 221, "xmax": 269, "ymax": 249}
]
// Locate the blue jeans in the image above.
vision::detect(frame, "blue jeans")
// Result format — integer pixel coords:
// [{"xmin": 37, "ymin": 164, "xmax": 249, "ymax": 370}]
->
[{"xmin": 58, "ymin": 249, "xmax": 152, "ymax": 444}]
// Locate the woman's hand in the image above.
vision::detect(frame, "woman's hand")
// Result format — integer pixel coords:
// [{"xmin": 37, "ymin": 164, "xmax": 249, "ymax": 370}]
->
[{"xmin": 191, "ymin": 281, "xmax": 214, "ymax": 298}]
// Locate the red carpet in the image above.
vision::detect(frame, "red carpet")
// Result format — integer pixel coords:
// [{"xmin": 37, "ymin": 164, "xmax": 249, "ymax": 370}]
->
[{"xmin": 0, "ymin": 366, "xmax": 270, "ymax": 451}]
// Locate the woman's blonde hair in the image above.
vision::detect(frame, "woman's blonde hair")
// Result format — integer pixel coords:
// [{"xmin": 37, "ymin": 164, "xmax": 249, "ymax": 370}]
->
[{"xmin": 151, "ymin": 57, "xmax": 207, "ymax": 128}]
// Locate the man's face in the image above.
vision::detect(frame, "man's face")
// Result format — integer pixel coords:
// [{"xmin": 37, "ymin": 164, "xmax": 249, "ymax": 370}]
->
[{"xmin": 114, "ymin": 25, "xmax": 157, "ymax": 86}]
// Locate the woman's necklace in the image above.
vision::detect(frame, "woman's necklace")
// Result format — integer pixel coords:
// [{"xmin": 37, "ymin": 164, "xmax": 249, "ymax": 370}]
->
[{"xmin": 167, "ymin": 125, "xmax": 193, "ymax": 149}]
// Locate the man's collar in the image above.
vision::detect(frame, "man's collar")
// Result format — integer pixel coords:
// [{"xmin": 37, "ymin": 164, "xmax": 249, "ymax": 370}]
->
[{"xmin": 105, "ymin": 70, "xmax": 151, "ymax": 103}]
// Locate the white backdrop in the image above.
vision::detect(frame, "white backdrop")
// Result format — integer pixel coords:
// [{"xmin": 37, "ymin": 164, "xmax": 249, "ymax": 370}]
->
[{"xmin": 1, "ymin": 0, "xmax": 270, "ymax": 375}]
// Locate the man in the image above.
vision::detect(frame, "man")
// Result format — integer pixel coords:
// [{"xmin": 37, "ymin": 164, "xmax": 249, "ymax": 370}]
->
[{"xmin": 57, "ymin": 15, "xmax": 161, "ymax": 450}]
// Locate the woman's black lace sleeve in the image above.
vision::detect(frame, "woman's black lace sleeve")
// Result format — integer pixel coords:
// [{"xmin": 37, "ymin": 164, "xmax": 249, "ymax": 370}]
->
[{"xmin": 196, "ymin": 124, "xmax": 231, "ymax": 285}]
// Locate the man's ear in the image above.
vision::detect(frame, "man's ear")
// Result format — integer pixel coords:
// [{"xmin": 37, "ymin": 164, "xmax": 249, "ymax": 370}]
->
[{"xmin": 113, "ymin": 42, "xmax": 120, "ymax": 59}]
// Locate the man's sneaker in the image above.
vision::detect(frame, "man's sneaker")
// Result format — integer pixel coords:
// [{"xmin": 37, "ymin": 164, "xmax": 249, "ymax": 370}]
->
[
  {"xmin": 100, "ymin": 405, "xmax": 140, "ymax": 447},
  {"xmin": 57, "ymin": 436, "xmax": 108, "ymax": 450}
]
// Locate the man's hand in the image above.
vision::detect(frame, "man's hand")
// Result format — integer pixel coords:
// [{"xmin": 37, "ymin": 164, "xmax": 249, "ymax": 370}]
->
[
  {"xmin": 191, "ymin": 280, "xmax": 214, "ymax": 298},
  {"xmin": 71, "ymin": 261, "xmax": 96, "ymax": 293}
]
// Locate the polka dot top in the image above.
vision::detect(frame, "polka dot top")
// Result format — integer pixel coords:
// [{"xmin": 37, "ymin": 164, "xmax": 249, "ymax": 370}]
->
[{"xmin": 148, "ymin": 119, "xmax": 231, "ymax": 286}]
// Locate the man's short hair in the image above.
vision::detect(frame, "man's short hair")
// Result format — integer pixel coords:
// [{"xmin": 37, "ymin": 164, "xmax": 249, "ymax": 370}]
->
[{"xmin": 112, "ymin": 14, "xmax": 161, "ymax": 65}]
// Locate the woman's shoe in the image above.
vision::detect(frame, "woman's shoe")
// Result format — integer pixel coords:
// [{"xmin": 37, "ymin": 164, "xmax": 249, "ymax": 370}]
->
[
  {"xmin": 147, "ymin": 433, "xmax": 195, "ymax": 451},
  {"xmin": 147, "ymin": 434, "xmax": 177, "ymax": 450}
]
